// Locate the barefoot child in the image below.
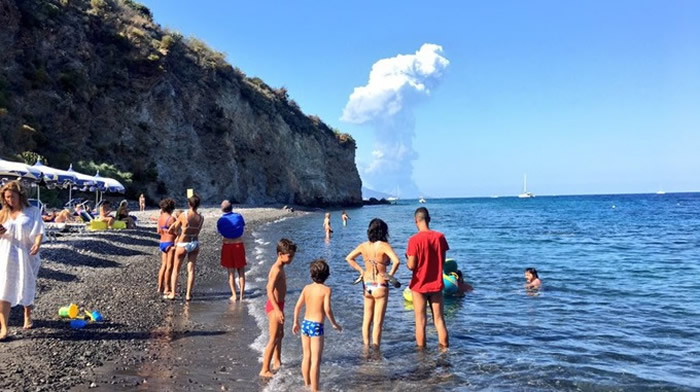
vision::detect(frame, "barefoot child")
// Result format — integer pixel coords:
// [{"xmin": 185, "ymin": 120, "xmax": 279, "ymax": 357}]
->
[
  {"xmin": 524, "ymin": 267, "xmax": 541, "ymax": 289},
  {"xmin": 260, "ymin": 238, "xmax": 297, "ymax": 377},
  {"xmin": 292, "ymin": 259, "xmax": 341, "ymax": 392}
]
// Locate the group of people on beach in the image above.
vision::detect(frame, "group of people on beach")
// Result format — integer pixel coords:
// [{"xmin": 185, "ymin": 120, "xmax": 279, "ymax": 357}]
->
[
  {"xmin": 0, "ymin": 181, "xmax": 543, "ymax": 392},
  {"xmin": 258, "ymin": 207, "xmax": 453, "ymax": 391},
  {"xmin": 155, "ymin": 195, "xmax": 247, "ymax": 302}
]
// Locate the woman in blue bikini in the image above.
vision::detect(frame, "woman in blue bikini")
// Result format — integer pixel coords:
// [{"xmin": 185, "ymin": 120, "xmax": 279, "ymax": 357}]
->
[
  {"xmin": 167, "ymin": 194, "xmax": 204, "ymax": 301},
  {"xmin": 156, "ymin": 198, "xmax": 176, "ymax": 297},
  {"xmin": 345, "ymin": 218, "xmax": 400, "ymax": 348}
]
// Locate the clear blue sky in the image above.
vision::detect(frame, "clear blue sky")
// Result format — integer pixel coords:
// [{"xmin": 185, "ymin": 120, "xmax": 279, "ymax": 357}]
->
[{"xmin": 140, "ymin": 0, "xmax": 700, "ymax": 197}]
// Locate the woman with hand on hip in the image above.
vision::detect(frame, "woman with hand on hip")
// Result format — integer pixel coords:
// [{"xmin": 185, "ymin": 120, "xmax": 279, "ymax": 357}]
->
[
  {"xmin": 345, "ymin": 218, "xmax": 400, "ymax": 348},
  {"xmin": 0, "ymin": 181, "xmax": 44, "ymax": 340}
]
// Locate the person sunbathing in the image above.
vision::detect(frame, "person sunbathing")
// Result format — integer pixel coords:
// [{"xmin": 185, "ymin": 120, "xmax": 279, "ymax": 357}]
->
[
  {"xmin": 97, "ymin": 201, "xmax": 115, "ymax": 228},
  {"xmin": 54, "ymin": 209, "xmax": 77, "ymax": 223},
  {"xmin": 41, "ymin": 210, "xmax": 57, "ymax": 222},
  {"xmin": 116, "ymin": 200, "xmax": 136, "ymax": 229}
]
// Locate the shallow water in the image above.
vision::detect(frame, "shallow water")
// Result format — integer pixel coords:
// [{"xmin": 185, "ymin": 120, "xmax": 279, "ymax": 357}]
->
[{"xmin": 250, "ymin": 193, "xmax": 700, "ymax": 391}]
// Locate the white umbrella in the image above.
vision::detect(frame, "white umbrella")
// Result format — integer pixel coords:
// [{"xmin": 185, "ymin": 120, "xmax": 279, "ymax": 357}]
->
[
  {"xmin": 33, "ymin": 160, "xmax": 77, "ymax": 188},
  {"xmin": 65, "ymin": 164, "xmax": 97, "ymax": 205},
  {"xmin": 0, "ymin": 159, "xmax": 43, "ymax": 201},
  {"xmin": 102, "ymin": 177, "xmax": 126, "ymax": 194},
  {"xmin": 92, "ymin": 170, "xmax": 108, "ymax": 205},
  {"xmin": 0, "ymin": 158, "xmax": 42, "ymax": 180}
]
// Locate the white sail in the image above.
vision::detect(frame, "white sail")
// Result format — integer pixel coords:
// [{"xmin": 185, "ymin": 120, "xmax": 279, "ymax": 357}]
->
[{"xmin": 518, "ymin": 174, "xmax": 534, "ymax": 198}]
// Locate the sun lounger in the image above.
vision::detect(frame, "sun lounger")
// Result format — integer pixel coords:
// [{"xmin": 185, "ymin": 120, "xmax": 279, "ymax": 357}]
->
[{"xmin": 87, "ymin": 220, "xmax": 127, "ymax": 231}]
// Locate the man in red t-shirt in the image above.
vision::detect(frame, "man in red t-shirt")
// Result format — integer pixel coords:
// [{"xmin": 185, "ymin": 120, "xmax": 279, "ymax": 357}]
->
[{"xmin": 406, "ymin": 207, "xmax": 449, "ymax": 348}]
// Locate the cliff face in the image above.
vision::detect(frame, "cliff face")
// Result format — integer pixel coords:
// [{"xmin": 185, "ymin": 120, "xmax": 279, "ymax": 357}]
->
[{"xmin": 0, "ymin": 0, "xmax": 362, "ymax": 206}]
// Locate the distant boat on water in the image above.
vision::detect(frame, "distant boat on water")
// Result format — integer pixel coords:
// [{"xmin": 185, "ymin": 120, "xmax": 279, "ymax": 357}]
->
[
  {"xmin": 518, "ymin": 174, "xmax": 534, "ymax": 198},
  {"xmin": 418, "ymin": 197, "xmax": 426, "ymax": 203},
  {"xmin": 656, "ymin": 190, "xmax": 666, "ymax": 195}
]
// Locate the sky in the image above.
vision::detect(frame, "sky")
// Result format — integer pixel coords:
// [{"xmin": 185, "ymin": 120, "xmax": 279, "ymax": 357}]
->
[{"xmin": 140, "ymin": 0, "xmax": 700, "ymax": 198}]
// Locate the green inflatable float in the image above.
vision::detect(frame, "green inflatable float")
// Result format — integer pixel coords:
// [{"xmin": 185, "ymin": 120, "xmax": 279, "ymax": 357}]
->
[{"xmin": 403, "ymin": 258, "xmax": 460, "ymax": 302}]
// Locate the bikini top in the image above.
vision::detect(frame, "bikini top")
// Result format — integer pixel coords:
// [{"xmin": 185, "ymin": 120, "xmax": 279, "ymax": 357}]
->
[
  {"xmin": 159, "ymin": 214, "xmax": 173, "ymax": 230},
  {"xmin": 366, "ymin": 241, "xmax": 390, "ymax": 281},
  {"xmin": 180, "ymin": 211, "xmax": 204, "ymax": 239}
]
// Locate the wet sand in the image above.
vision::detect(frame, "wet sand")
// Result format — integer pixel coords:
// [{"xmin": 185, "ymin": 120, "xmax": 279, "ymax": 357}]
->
[{"xmin": 0, "ymin": 206, "xmax": 302, "ymax": 391}]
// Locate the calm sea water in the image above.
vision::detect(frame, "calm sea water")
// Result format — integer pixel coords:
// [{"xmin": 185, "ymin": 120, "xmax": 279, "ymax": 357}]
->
[{"xmin": 247, "ymin": 194, "xmax": 700, "ymax": 391}]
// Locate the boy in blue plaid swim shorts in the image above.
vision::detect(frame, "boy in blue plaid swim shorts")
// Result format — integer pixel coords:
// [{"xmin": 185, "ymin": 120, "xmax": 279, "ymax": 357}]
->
[{"xmin": 293, "ymin": 259, "xmax": 342, "ymax": 392}]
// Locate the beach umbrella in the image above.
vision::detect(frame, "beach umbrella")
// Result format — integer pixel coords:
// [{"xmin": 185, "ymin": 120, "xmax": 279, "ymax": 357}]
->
[
  {"xmin": 92, "ymin": 170, "xmax": 108, "ymax": 205},
  {"xmin": 102, "ymin": 177, "xmax": 126, "ymax": 194},
  {"xmin": 33, "ymin": 159, "xmax": 77, "ymax": 188},
  {"xmin": 30, "ymin": 159, "xmax": 70, "ymax": 204},
  {"xmin": 0, "ymin": 171, "xmax": 22, "ymax": 186},
  {"xmin": 0, "ymin": 158, "xmax": 42, "ymax": 181},
  {"xmin": 65, "ymin": 164, "xmax": 97, "ymax": 205}
]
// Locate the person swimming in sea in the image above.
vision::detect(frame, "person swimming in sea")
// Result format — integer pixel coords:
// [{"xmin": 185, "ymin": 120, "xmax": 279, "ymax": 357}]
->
[
  {"xmin": 524, "ymin": 267, "xmax": 541, "ymax": 289},
  {"xmin": 456, "ymin": 270, "xmax": 473, "ymax": 295}
]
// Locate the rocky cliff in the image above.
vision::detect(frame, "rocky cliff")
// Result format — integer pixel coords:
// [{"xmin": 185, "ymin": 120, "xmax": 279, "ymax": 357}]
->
[{"xmin": 0, "ymin": 0, "xmax": 362, "ymax": 206}]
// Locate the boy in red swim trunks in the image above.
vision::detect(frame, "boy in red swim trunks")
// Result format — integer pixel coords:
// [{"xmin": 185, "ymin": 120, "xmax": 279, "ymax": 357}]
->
[
  {"xmin": 216, "ymin": 200, "xmax": 246, "ymax": 301},
  {"xmin": 260, "ymin": 238, "xmax": 297, "ymax": 378}
]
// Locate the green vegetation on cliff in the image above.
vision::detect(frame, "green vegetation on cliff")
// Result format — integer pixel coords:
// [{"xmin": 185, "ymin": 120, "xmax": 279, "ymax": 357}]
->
[{"xmin": 0, "ymin": 0, "xmax": 361, "ymax": 206}]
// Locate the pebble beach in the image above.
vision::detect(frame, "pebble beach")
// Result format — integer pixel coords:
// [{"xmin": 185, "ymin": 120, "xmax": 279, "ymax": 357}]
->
[{"xmin": 0, "ymin": 206, "xmax": 301, "ymax": 391}]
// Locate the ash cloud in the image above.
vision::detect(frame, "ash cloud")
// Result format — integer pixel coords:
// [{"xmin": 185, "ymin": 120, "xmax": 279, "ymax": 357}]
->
[{"xmin": 341, "ymin": 43, "xmax": 449, "ymax": 198}]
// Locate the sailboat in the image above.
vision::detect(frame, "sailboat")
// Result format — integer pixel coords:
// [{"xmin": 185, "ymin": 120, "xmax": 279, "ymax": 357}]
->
[
  {"xmin": 418, "ymin": 196, "xmax": 426, "ymax": 203},
  {"xmin": 518, "ymin": 174, "xmax": 534, "ymax": 198}
]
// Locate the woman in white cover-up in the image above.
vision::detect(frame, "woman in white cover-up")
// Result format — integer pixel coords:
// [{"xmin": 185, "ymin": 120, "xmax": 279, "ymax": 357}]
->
[{"xmin": 0, "ymin": 181, "xmax": 44, "ymax": 340}]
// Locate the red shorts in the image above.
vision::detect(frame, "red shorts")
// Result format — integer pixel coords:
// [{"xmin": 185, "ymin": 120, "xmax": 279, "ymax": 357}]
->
[
  {"xmin": 221, "ymin": 243, "xmax": 246, "ymax": 269},
  {"xmin": 265, "ymin": 300, "xmax": 284, "ymax": 314}
]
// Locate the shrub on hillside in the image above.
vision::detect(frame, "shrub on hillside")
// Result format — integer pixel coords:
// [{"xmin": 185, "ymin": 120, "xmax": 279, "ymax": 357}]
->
[{"xmin": 121, "ymin": 0, "xmax": 152, "ymax": 20}]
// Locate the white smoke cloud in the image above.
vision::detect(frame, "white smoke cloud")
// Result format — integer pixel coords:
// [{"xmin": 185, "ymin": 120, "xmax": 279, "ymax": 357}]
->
[{"xmin": 341, "ymin": 43, "xmax": 449, "ymax": 198}]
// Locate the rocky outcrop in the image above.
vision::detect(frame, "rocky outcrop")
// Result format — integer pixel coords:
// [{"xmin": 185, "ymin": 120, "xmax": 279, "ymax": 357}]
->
[{"xmin": 0, "ymin": 0, "xmax": 362, "ymax": 206}]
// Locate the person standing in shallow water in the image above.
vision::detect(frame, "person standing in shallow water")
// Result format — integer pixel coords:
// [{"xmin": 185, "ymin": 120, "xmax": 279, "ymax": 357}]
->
[
  {"xmin": 0, "ymin": 181, "xmax": 44, "ymax": 339},
  {"xmin": 323, "ymin": 213, "xmax": 332, "ymax": 240},
  {"xmin": 216, "ymin": 200, "xmax": 246, "ymax": 301},
  {"xmin": 406, "ymin": 207, "xmax": 450, "ymax": 348},
  {"xmin": 345, "ymin": 218, "xmax": 400, "ymax": 348},
  {"xmin": 260, "ymin": 239, "xmax": 297, "ymax": 378}
]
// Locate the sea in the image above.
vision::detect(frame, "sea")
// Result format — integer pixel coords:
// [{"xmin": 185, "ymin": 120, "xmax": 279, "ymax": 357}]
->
[{"xmin": 245, "ymin": 193, "xmax": 700, "ymax": 391}]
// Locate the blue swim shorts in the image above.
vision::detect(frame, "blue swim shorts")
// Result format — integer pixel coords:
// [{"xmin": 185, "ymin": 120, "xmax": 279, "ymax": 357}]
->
[{"xmin": 301, "ymin": 319, "xmax": 324, "ymax": 337}]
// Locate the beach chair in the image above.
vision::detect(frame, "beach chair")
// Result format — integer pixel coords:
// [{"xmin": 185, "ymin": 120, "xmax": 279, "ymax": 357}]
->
[
  {"xmin": 43, "ymin": 222, "xmax": 67, "ymax": 242},
  {"xmin": 87, "ymin": 219, "xmax": 126, "ymax": 231}
]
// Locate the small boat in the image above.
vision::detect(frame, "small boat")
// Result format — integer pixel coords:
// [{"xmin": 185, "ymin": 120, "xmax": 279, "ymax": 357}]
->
[
  {"xmin": 656, "ymin": 190, "xmax": 666, "ymax": 195},
  {"xmin": 518, "ymin": 174, "xmax": 534, "ymax": 198},
  {"xmin": 418, "ymin": 197, "xmax": 426, "ymax": 203}
]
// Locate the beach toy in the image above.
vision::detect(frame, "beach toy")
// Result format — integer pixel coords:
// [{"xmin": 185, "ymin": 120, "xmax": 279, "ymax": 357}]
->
[
  {"xmin": 403, "ymin": 287, "xmax": 413, "ymax": 302},
  {"xmin": 386, "ymin": 274, "xmax": 401, "ymax": 288},
  {"xmin": 402, "ymin": 273, "xmax": 460, "ymax": 303},
  {"xmin": 58, "ymin": 303, "xmax": 79, "ymax": 319},
  {"xmin": 443, "ymin": 272, "xmax": 459, "ymax": 295},
  {"xmin": 443, "ymin": 258, "xmax": 458, "ymax": 275},
  {"xmin": 84, "ymin": 310, "xmax": 104, "ymax": 322},
  {"xmin": 352, "ymin": 274, "xmax": 363, "ymax": 285},
  {"xmin": 70, "ymin": 319, "xmax": 88, "ymax": 329}
]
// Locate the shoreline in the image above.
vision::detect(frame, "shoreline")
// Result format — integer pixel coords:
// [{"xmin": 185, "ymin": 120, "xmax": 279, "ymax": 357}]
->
[{"xmin": 0, "ymin": 206, "xmax": 303, "ymax": 391}]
